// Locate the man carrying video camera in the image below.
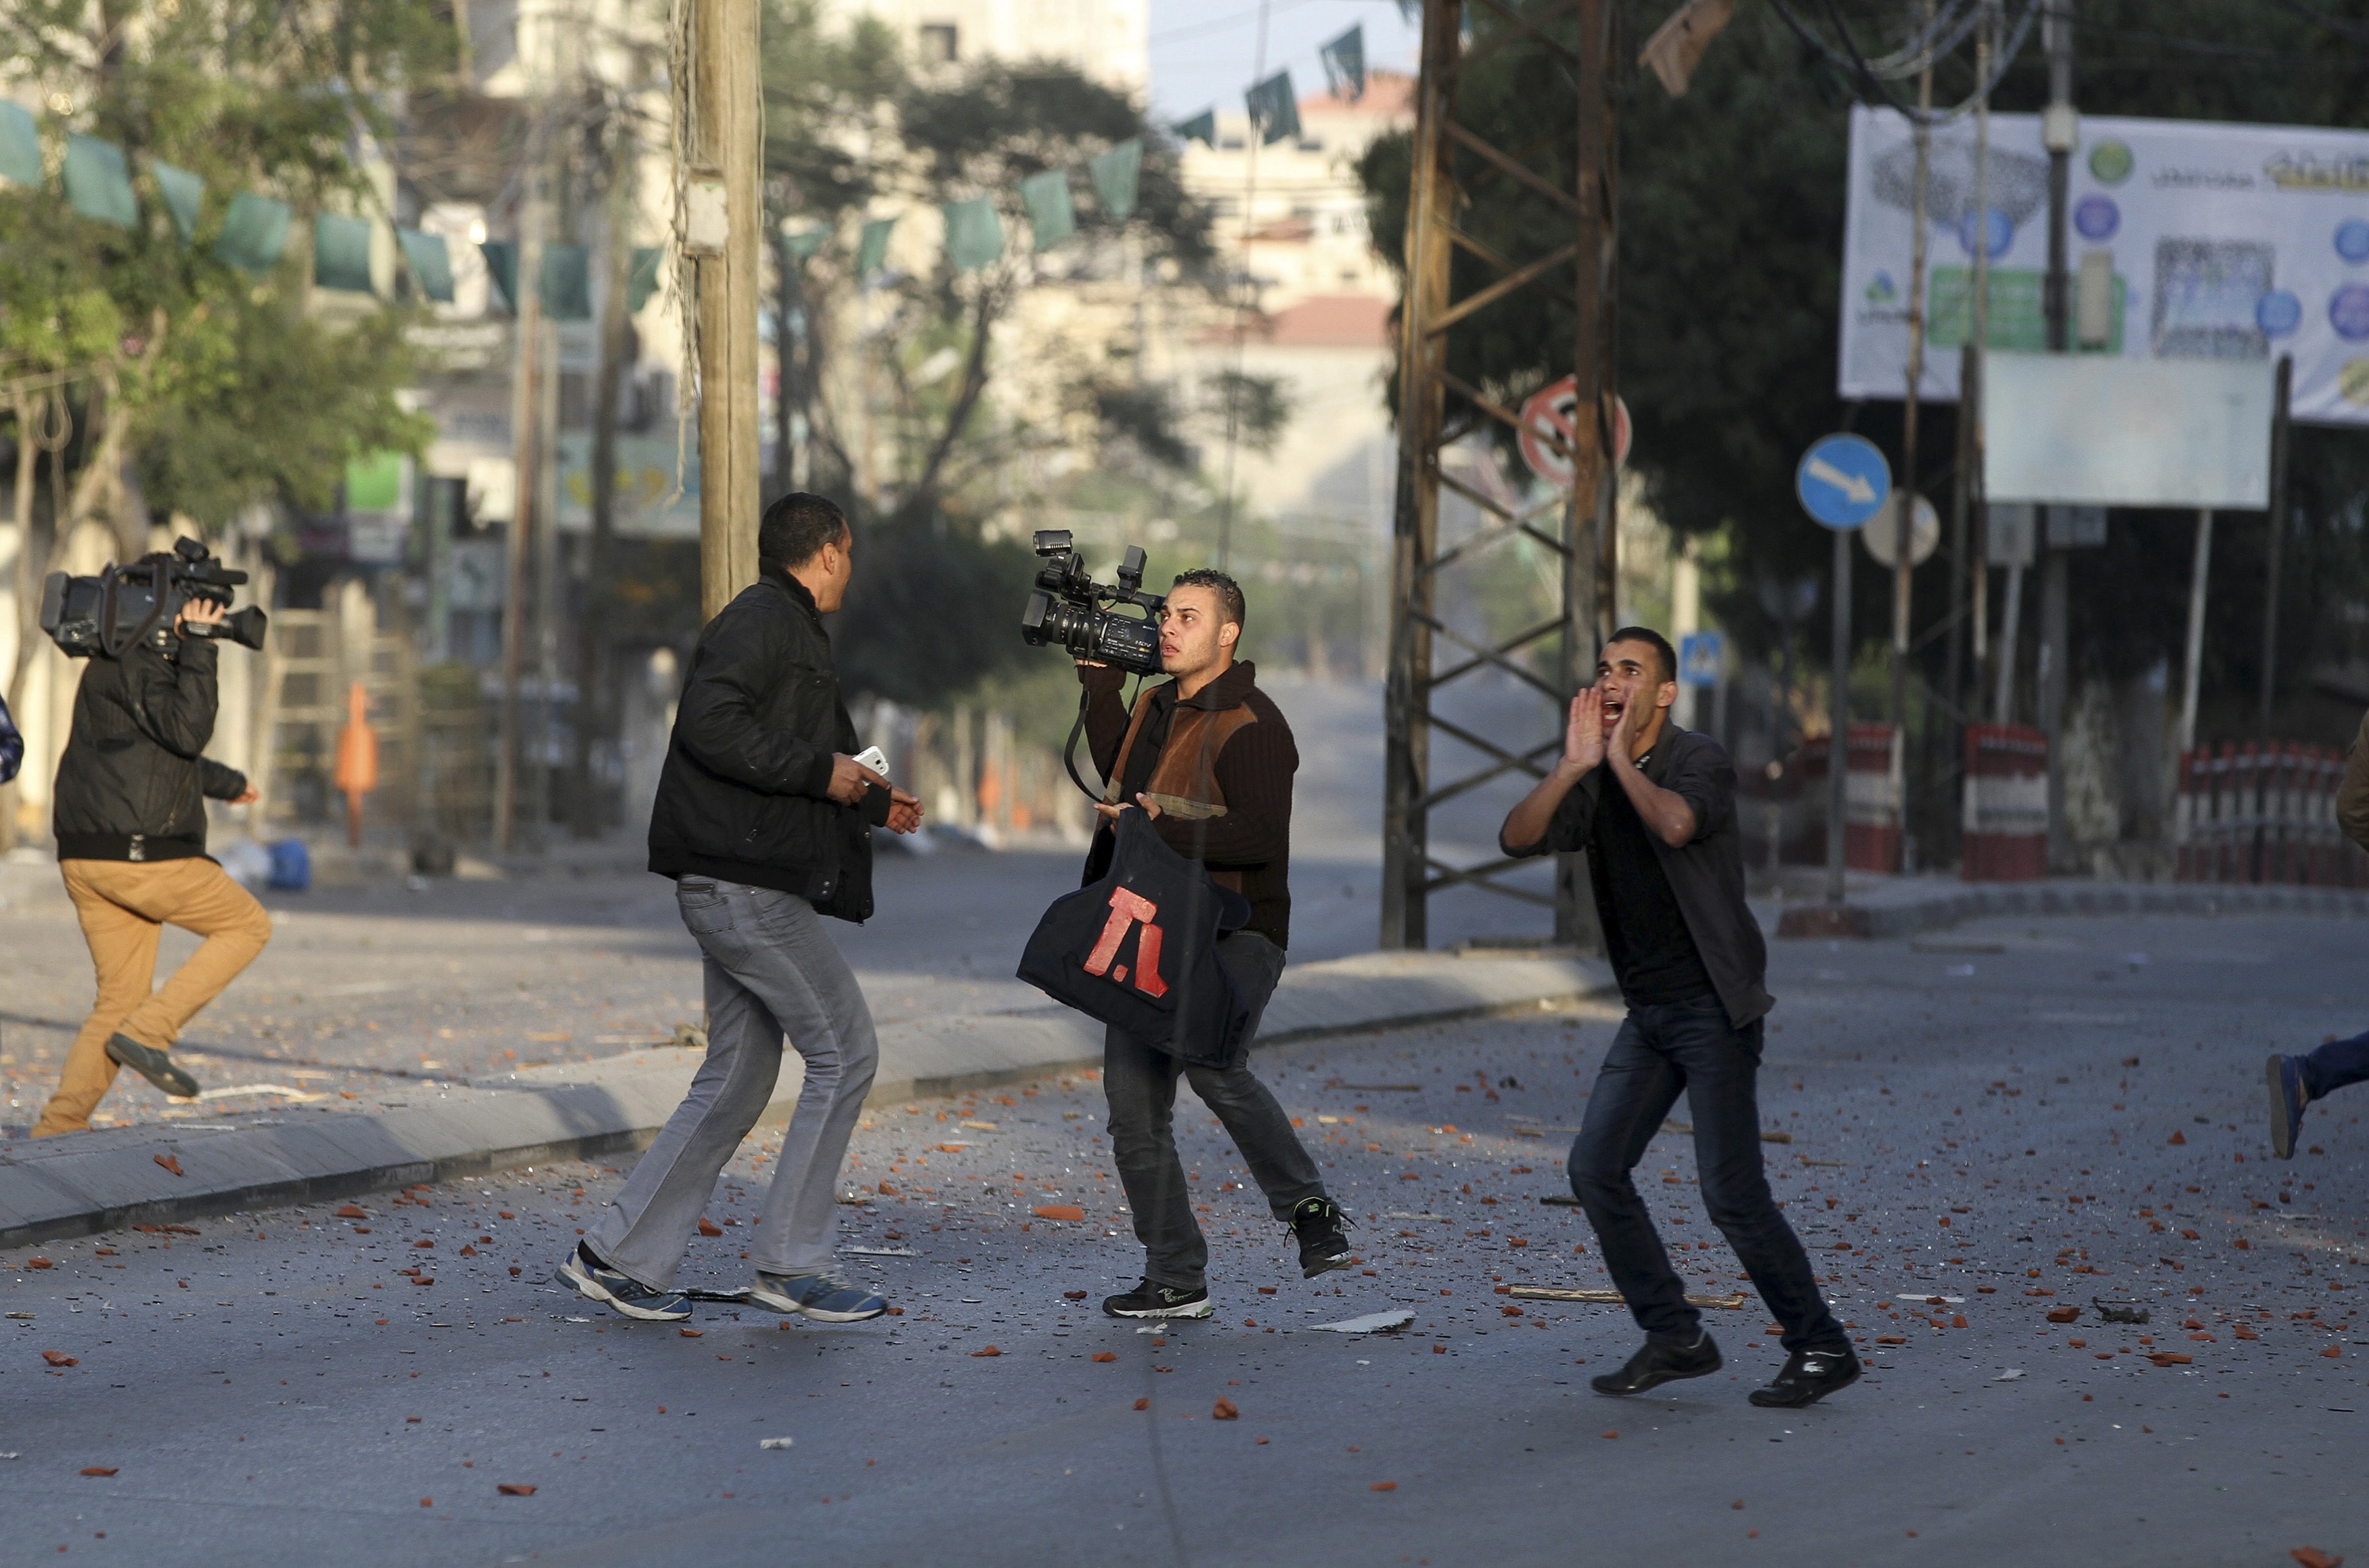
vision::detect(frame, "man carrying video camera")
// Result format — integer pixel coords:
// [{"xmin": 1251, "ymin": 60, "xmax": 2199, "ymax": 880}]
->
[
  {"xmin": 1075, "ymin": 569, "xmax": 1353, "ymax": 1320},
  {"xmin": 35, "ymin": 594, "xmax": 270, "ymax": 1136}
]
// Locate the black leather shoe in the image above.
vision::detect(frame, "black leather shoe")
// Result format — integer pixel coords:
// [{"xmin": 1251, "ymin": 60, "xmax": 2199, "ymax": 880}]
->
[
  {"xmin": 1590, "ymin": 1332, "xmax": 1722, "ymax": 1396},
  {"xmin": 1748, "ymin": 1344, "xmax": 1862, "ymax": 1408},
  {"xmin": 106, "ymin": 1033, "xmax": 199, "ymax": 1100}
]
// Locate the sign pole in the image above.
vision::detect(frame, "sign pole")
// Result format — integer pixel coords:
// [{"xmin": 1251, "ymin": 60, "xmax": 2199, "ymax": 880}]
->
[
  {"xmin": 2258, "ymin": 354, "xmax": 2293, "ymax": 736},
  {"xmin": 1795, "ymin": 431, "xmax": 1888, "ymax": 907},
  {"xmin": 2179, "ymin": 508, "xmax": 2213, "ymax": 756},
  {"xmin": 1828, "ymin": 523, "xmax": 1853, "ymax": 905}
]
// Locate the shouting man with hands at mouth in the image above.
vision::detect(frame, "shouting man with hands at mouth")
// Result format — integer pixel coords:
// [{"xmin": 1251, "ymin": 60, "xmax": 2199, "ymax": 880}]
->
[{"xmin": 1501, "ymin": 629, "xmax": 1858, "ymax": 1410}]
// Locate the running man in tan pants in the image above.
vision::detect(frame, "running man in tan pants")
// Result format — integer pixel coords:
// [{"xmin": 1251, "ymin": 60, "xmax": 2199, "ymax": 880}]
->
[
  {"xmin": 36, "ymin": 858, "xmax": 273, "ymax": 1136},
  {"xmin": 35, "ymin": 592, "xmax": 270, "ymax": 1136}
]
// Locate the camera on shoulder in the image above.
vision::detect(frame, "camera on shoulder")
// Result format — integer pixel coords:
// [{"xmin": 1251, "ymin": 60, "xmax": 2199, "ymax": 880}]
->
[
  {"xmin": 39, "ymin": 535, "xmax": 269, "ymax": 659},
  {"xmin": 1019, "ymin": 529, "xmax": 1165, "ymax": 675}
]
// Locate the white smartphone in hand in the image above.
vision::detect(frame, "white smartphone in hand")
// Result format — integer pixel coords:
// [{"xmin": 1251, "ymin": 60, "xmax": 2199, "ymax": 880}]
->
[{"xmin": 853, "ymin": 744, "xmax": 889, "ymax": 780}]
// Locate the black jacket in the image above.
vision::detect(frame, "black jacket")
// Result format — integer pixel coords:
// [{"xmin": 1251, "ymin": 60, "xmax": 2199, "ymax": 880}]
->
[
  {"xmin": 0, "ymin": 691, "xmax": 20, "ymax": 784},
  {"xmin": 52, "ymin": 636, "xmax": 248, "ymax": 861},
  {"xmin": 646, "ymin": 565, "xmax": 886, "ymax": 919},
  {"xmin": 1501, "ymin": 725, "xmax": 1773, "ymax": 1030}
]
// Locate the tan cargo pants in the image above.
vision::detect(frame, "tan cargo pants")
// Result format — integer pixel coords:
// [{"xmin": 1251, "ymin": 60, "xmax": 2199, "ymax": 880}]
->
[{"xmin": 33, "ymin": 857, "xmax": 273, "ymax": 1137}]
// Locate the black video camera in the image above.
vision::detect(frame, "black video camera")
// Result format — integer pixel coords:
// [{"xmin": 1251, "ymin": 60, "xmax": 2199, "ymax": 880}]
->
[
  {"xmin": 1020, "ymin": 531, "xmax": 1165, "ymax": 676},
  {"xmin": 39, "ymin": 536, "xmax": 269, "ymax": 660}
]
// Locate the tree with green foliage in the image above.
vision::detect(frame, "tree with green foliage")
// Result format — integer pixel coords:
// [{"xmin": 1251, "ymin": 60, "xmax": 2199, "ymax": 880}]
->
[{"xmin": 2, "ymin": 0, "xmax": 446, "ymax": 767}]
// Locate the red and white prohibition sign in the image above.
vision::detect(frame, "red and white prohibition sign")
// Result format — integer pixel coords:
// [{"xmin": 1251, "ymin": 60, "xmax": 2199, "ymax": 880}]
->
[{"xmin": 1516, "ymin": 378, "xmax": 1631, "ymax": 487}]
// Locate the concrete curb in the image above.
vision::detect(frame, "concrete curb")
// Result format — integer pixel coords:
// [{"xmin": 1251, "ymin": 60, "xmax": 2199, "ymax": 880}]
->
[
  {"xmin": 1773, "ymin": 879, "xmax": 2369, "ymax": 940},
  {"xmin": 0, "ymin": 950, "xmax": 1611, "ymax": 1251}
]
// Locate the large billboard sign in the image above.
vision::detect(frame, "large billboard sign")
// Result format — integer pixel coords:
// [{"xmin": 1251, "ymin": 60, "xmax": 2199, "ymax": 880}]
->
[{"xmin": 1840, "ymin": 105, "xmax": 2369, "ymax": 426}]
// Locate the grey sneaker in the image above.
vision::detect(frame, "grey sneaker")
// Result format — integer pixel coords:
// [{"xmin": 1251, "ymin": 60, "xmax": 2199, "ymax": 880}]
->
[
  {"xmin": 556, "ymin": 1242, "xmax": 692, "ymax": 1322},
  {"xmin": 105, "ymin": 1033, "xmax": 199, "ymax": 1099},
  {"xmin": 749, "ymin": 1270, "xmax": 888, "ymax": 1323}
]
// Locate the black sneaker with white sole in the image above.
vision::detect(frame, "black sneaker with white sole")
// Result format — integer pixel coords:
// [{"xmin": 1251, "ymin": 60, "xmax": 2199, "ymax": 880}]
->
[
  {"xmin": 105, "ymin": 1033, "xmax": 199, "ymax": 1100},
  {"xmin": 556, "ymin": 1242, "xmax": 692, "ymax": 1322},
  {"xmin": 1288, "ymin": 1195, "xmax": 1354, "ymax": 1278},
  {"xmin": 1102, "ymin": 1280, "xmax": 1214, "ymax": 1319}
]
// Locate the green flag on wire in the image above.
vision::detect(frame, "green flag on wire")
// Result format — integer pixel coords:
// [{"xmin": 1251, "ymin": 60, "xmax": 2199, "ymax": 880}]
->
[
  {"xmin": 0, "ymin": 102, "xmax": 39, "ymax": 188},
  {"xmin": 1090, "ymin": 139, "xmax": 1143, "ymax": 222},
  {"xmin": 1171, "ymin": 109, "xmax": 1216, "ymax": 148},
  {"xmin": 152, "ymin": 160, "xmax": 204, "ymax": 243},
  {"xmin": 396, "ymin": 227, "xmax": 453, "ymax": 303},
  {"xmin": 1321, "ymin": 25, "xmax": 1366, "ymax": 99},
  {"xmin": 541, "ymin": 244, "xmax": 592, "ymax": 320},
  {"xmin": 1020, "ymin": 169, "xmax": 1075, "ymax": 252},
  {"xmin": 1245, "ymin": 70, "xmax": 1300, "ymax": 147},
  {"xmin": 214, "ymin": 192, "xmax": 292, "ymax": 271},
  {"xmin": 782, "ymin": 223, "xmax": 829, "ymax": 260},
  {"xmin": 856, "ymin": 216, "xmax": 897, "ymax": 279},
  {"xmin": 628, "ymin": 246, "xmax": 663, "ymax": 312},
  {"xmin": 480, "ymin": 240, "xmax": 518, "ymax": 311},
  {"xmin": 315, "ymin": 212, "xmax": 374, "ymax": 292},
  {"xmin": 943, "ymin": 198, "xmax": 1003, "ymax": 271},
  {"xmin": 64, "ymin": 135, "xmax": 137, "ymax": 227}
]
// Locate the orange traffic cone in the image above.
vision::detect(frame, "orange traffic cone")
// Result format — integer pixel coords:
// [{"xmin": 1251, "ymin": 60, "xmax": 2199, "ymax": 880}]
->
[{"xmin": 332, "ymin": 681, "xmax": 380, "ymax": 849}]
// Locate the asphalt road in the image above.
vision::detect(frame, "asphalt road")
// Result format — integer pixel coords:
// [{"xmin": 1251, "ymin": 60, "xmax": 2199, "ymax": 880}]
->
[{"xmin": 4, "ymin": 909, "xmax": 2368, "ymax": 1566}]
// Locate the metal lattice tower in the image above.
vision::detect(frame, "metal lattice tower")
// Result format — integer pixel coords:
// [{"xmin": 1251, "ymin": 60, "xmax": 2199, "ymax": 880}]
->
[{"xmin": 1381, "ymin": 0, "xmax": 1618, "ymax": 951}]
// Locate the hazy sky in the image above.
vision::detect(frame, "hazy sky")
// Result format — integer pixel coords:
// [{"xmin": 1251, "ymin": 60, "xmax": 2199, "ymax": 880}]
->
[{"xmin": 1148, "ymin": 0, "xmax": 1421, "ymax": 122}]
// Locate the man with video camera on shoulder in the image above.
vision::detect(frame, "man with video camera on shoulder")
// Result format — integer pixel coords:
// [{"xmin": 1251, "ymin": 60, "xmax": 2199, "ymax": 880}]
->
[
  {"xmin": 1073, "ymin": 567, "xmax": 1354, "ymax": 1320},
  {"xmin": 35, "ymin": 560, "xmax": 271, "ymax": 1136}
]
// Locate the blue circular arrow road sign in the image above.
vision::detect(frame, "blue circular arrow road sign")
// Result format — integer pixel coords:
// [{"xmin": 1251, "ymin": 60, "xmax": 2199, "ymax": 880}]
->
[{"xmin": 1795, "ymin": 433, "xmax": 1892, "ymax": 531}]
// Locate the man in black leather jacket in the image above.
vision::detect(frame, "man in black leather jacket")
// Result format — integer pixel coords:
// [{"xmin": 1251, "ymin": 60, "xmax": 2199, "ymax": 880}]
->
[
  {"xmin": 35, "ymin": 596, "xmax": 271, "ymax": 1135},
  {"xmin": 560, "ymin": 491, "xmax": 923, "ymax": 1325}
]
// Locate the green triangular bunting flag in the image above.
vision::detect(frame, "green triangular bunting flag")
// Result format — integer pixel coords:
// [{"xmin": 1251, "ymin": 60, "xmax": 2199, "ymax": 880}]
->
[
  {"xmin": 396, "ymin": 227, "xmax": 453, "ymax": 303},
  {"xmin": 480, "ymin": 240, "xmax": 518, "ymax": 311},
  {"xmin": 628, "ymin": 246, "xmax": 663, "ymax": 313},
  {"xmin": 1321, "ymin": 25, "xmax": 1366, "ymax": 99},
  {"xmin": 782, "ymin": 224, "xmax": 829, "ymax": 260},
  {"xmin": 1172, "ymin": 109, "xmax": 1216, "ymax": 148},
  {"xmin": 64, "ymin": 135, "xmax": 137, "ymax": 227},
  {"xmin": 1020, "ymin": 169, "xmax": 1075, "ymax": 252},
  {"xmin": 213, "ymin": 192, "xmax": 292, "ymax": 272},
  {"xmin": 1090, "ymin": 139, "xmax": 1143, "ymax": 223},
  {"xmin": 152, "ymin": 159, "xmax": 204, "ymax": 244},
  {"xmin": 856, "ymin": 216, "xmax": 898, "ymax": 279},
  {"xmin": 540, "ymin": 244, "xmax": 592, "ymax": 321},
  {"xmin": 315, "ymin": 212, "xmax": 374, "ymax": 292},
  {"xmin": 943, "ymin": 198, "xmax": 1003, "ymax": 272},
  {"xmin": 1245, "ymin": 70, "xmax": 1300, "ymax": 147},
  {"xmin": 0, "ymin": 102, "xmax": 39, "ymax": 188}
]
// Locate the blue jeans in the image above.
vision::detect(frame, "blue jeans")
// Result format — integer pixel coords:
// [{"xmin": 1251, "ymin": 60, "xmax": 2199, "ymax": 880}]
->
[
  {"xmin": 2299, "ymin": 1028, "xmax": 2369, "ymax": 1101},
  {"xmin": 1568, "ymin": 994, "xmax": 1845, "ymax": 1354}
]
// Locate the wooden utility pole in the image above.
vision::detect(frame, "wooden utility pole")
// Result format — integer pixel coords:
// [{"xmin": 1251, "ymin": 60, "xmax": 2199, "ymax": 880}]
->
[
  {"xmin": 495, "ymin": 114, "xmax": 548, "ymax": 854},
  {"xmin": 686, "ymin": 0, "xmax": 763, "ymax": 621}
]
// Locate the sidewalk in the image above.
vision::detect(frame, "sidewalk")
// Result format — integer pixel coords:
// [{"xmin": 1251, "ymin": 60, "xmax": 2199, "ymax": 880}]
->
[
  {"xmin": 1767, "ymin": 872, "xmax": 2369, "ymax": 939},
  {"xmin": 0, "ymin": 947, "xmax": 1611, "ymax": 1250}
]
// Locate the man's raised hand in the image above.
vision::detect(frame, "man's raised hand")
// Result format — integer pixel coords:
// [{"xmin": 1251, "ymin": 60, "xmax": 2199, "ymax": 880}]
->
[{"xmin": 1562, "ymin": 686, "xmax": 1607, "ymax": 776}]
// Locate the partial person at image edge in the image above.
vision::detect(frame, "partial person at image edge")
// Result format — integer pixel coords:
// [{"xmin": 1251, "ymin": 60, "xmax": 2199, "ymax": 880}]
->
[
  {"xmin": 558, "ymin": 491, "xmax": 924, "ymax": 1327},
  {"xmin": 2266, "ymin": 704, "xmax": 2369, "ymax": 1157},
  {"xmin": 1072, "ymin": 568, "xmax": 1356, "ymax": 1321},
  {"xmin": 1500, "ymin": 626, "xmax": 1861, "ymax": 1410},
  {"xmin": 0, "ymin": 689, "xmax": 22, "ymax": 784},
  {"xmin": 35, "ymin": 596, "xmax": 270, "ymax": 1135}
]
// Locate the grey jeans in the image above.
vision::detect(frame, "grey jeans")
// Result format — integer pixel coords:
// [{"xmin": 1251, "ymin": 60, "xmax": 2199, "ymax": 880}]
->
[
  {"xmin": 588, "ymin": 879, "xmax": 877, "ymax": 1287},
  {"xmin": 1103, "ymin": 931, "xmax": 1325, "ymax": 1291}
]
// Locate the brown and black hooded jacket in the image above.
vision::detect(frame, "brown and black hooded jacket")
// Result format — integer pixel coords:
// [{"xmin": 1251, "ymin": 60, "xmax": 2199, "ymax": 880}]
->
[{"xmin": 1078, "ymin": 659, "xmax": 1297, "ymax": 949}]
